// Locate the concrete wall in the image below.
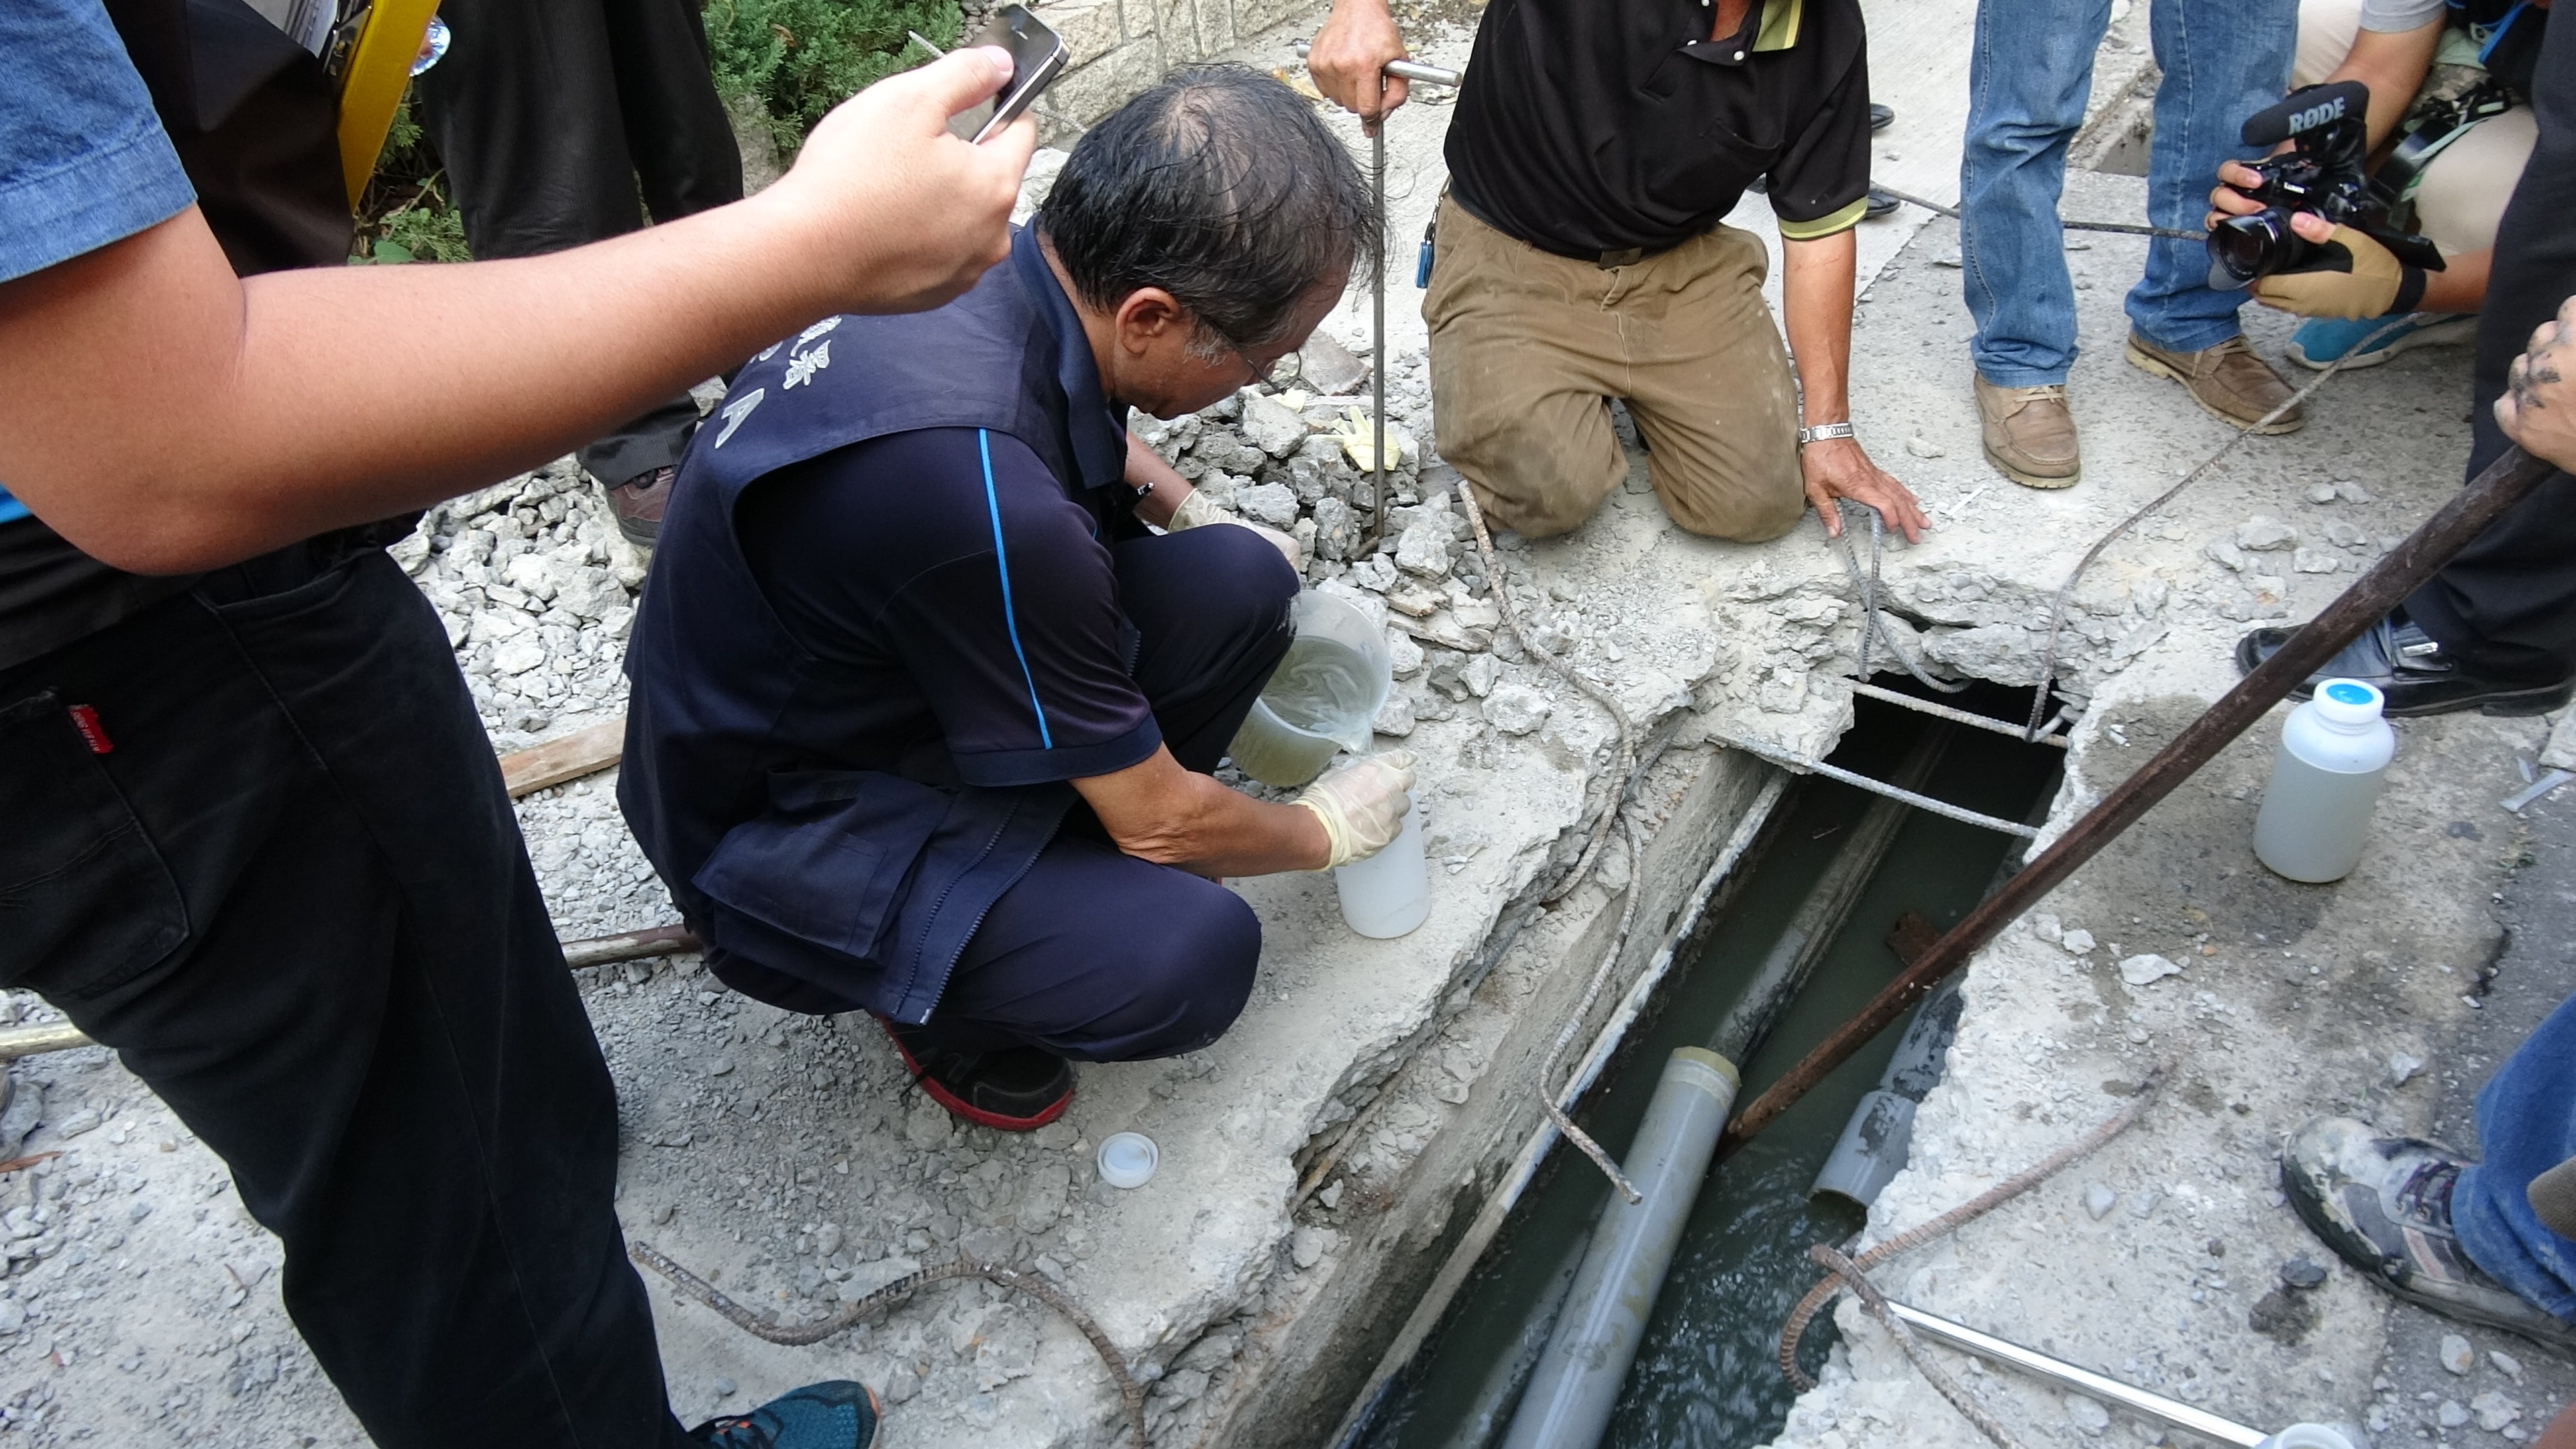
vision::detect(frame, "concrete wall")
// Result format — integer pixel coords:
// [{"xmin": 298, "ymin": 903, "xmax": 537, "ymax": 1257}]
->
[
  {"xmin": 1032, "ymin": 0, "xmax": 1317, "ymax": 131},
  {"xmin": 1205, "ymin": 747, "xmax": 1789, "ymax": 1449}
]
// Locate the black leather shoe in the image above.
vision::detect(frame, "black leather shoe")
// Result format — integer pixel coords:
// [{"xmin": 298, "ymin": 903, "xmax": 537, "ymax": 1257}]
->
[
  {"xmin": 1870, "ymin": 103, "xmax": 1894, "ymax": 131},
  {"xmin": 2233, "ymin": 610, "xmax": 2576, "ymax": 717}
]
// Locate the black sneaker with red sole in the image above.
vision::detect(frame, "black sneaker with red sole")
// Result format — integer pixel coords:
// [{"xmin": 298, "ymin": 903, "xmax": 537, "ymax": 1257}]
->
[{"xmin": 882, "ymin": 1020, "xmax": 1073, "ymax": 1131}]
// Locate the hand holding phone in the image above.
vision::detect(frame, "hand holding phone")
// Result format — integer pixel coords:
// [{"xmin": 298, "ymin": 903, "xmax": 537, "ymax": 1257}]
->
[{"xmin": 947, "ymin": 5, "xmax": 1071, "ymax": 144}]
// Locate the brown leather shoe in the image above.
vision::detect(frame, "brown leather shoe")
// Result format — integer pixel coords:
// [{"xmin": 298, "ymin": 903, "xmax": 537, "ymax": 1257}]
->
[
  {"xmin": 1973, "ymin": 375, "xmax": 2080, "ymax": 489},
  {"xmin": 2124, "ymin": 333, "xmax": 2304, "ymax": 433},
  {"xmin": 602, "ymin": 464, "xmax": 676, "ymax": 547}
]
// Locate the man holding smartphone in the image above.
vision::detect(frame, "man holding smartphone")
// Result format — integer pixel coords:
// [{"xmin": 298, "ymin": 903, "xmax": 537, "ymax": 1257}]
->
[
  {"xmin": 0, "ymin": 5, "xmax": 1031, "ymax": 1442},
  {"xmin": 621, "ymin": 66, "xmax": 1418, "ymax": 1131},
  {"xmin": 1309, "ymin": 0, "xmax": 1926, "ymax": 549}
]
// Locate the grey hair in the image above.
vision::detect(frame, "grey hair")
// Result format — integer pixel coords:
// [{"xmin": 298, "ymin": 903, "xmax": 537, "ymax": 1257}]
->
[{"xmin": 1036, "ymin": 64, "xmax": 1379, "ymax": 350}]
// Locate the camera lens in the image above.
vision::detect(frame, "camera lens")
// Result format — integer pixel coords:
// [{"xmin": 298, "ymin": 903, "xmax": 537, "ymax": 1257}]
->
[{"xmin": 2206, "ymin": 211, "xmax": 2305, "ymax": 287}]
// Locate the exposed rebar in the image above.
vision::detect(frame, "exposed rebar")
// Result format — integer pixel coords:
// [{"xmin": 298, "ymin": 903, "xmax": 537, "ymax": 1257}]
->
[{"xmin": 631, "ymin": 1240, "xmax": 1150, "ymax": 1446}]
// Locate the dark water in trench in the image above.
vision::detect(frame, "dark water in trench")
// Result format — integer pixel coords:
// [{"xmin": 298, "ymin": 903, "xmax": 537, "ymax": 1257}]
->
[{"xmin": 1352, "ymin": 682, "xmax": 2068, "ymax": 1449}]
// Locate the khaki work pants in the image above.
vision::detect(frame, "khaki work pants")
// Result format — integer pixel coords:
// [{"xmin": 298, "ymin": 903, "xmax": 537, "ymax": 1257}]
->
[{"xmin": 1422, "ymin": 197, "xmax": 1804, "ymax": 542}]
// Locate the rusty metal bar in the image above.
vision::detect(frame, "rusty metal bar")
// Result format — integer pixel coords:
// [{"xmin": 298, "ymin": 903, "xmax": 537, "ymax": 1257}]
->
[{"xmin": 1719, "ymin": 444, "xmax": 2559, "ymax": 1157}]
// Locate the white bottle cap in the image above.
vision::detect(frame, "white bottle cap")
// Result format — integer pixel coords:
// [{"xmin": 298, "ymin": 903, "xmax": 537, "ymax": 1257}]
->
[
  {"xmin": 2310, "ymin": 678, "xmax": 2385, "ymax": 727},
  {"xmin": 1097, "ymin": 1132, "xmax": 1159, "ymax": 1189}
]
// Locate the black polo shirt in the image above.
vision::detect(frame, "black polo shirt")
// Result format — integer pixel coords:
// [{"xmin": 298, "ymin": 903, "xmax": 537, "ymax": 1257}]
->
[{"xmin": 1446, "ymin": 0, "xmax": 1874, "ymax": 260}]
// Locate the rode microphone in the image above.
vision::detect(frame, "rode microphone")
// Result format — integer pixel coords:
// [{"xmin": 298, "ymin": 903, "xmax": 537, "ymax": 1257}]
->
[{"xmin": 2241, "ymin": 80, "xmax": 2369, "ymax": 147}]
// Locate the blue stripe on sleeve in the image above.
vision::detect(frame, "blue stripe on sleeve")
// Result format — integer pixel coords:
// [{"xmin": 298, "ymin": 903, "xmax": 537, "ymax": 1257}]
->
[
  {"xmin": 979, "ymin": 429, "xmax": 1054, "ymax": 750},
  {"xmin": 0, "ymin": 485, "xmax": 28, "ymax": 526}
]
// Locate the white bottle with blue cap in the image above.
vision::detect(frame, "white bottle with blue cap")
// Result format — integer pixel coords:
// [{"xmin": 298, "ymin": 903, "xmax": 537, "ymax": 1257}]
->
[{"xmin": 2254, "ymin": 678, "xmax": 2398, "ymax": 883}]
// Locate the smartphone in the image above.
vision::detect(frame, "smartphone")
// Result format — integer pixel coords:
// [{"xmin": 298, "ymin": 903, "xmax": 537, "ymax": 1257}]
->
[{"xmin": 950, "ymin": 5, "xmax": 1071, "ymax": 144}]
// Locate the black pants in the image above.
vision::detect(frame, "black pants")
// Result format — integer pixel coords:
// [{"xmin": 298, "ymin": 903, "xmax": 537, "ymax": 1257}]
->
[
  {"xmin": 2406, "ymin": 6, "xmax": 2576, "ymax": 681},
  {"xmin": 905, "ymin": 525, "xmax": 1298, "ymax": 1063},
  {"xmin": 0, "ymin": 547, "xmax": 690, "ymax": 1449},
  {"xmin": 416, "ymin": 0, "xmax": 745, "ymax": 488}
]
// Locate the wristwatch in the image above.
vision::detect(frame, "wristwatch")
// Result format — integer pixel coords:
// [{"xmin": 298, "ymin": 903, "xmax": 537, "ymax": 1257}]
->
[{"xmin": 1796, "ymin": 421, "xmax": 1856, "ymax": 447}]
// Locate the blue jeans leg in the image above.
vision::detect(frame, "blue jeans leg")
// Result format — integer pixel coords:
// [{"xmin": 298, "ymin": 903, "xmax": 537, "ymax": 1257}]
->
[
  {"xmin": 2125, "ymin": 0, "xmax": 2297, "ymax": 353},
  {"xmin": 2454, "ymin": 993, "xmax": 2576, "ymax": 1323},
  {"xmin": 1961, "ymin": 0, "xmax": 2114, "ymax": 387}
]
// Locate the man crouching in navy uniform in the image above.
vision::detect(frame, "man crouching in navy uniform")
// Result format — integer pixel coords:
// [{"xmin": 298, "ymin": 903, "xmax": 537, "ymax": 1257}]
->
[{"xmin": 621, "ymin": 66, "xmax": 1419, "ymax": 1131}]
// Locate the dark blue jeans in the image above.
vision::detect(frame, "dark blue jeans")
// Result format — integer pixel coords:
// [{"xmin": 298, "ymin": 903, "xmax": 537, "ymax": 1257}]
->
[
  {"xmin": 2457, "ymin": 994, "xmax": 2576, "ymax": 1322},
  {"xmin": 1960, "ymin": 0, "xmax": 2297, "ymax": 384}
]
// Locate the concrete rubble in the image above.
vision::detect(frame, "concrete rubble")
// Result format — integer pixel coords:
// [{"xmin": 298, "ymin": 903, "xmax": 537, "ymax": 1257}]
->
[{"xmin": 3, "ymin": 4, "xmax": 2572, "ymax": 1447}]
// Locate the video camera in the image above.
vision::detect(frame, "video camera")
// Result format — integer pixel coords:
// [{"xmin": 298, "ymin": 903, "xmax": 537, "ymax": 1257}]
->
[{"xmin": 2206, "ymin": 80, "xmax": 2445, "ymax": 289}]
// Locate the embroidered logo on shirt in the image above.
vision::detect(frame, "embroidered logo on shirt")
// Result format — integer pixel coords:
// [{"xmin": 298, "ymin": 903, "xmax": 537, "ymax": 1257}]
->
[
  {"xmin": 712, "ymin": 388, "xmax": 765, "ymax": 447},
  {"xmin": 783, "ymin": 339, "xmax": 831, "ymax": 390},
  {"xmin": 794, "ymin": 317, "xmax": 841, "ymax": 347}
]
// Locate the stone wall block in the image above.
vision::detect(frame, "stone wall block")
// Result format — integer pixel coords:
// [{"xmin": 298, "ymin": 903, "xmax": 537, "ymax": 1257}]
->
[
  {"xmin": 1028, "ymin": 0, "xmax": 1125, "ymax": 72},
  {"xmin": 1049, "ymin": 38, "xmax": 1169, "ymax": 123},
  {"xmin": 1228, "ymin": 0, "xmax": 1311, "ymax": 42}
]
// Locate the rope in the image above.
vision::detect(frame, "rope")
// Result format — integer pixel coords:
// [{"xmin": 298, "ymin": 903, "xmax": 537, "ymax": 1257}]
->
[
  {"xmin": 1775, "ymin": 1069, "xmax": 2160, "ymax": 1391},
  {"xmin": 1835, "ymin": 502, "xmax": 1970, "ymax": 695},
  {"xmin": 629, "ymin": 1240, "xmax": 1151, "ymax": 1448},
  {"xmin": 1454, "ymin": 484, "xmax": 1669, "ymax": 1200},
  {"xmin": 1871, "ymin": 184, "xmax": 2206, "ymax": 242},
  {"xmin": 2018, "ymin": 314, "xmax": 2426, "ymax": 739},
  {"xmin": 1810, "ymin": 1244, "xmax": 2029, "ymax": 1449}
]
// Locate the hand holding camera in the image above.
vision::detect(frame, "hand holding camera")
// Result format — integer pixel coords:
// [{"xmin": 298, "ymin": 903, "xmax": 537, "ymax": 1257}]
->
[{"xmin": 2202, "ymin": 82, "xmax": 2444, "ymax": 317}]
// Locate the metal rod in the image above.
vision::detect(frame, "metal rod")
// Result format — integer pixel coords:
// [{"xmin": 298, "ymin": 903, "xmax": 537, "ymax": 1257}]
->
[
  {"xmin": 1715, "ymin": 734, "xmax": 2040, "ymax": 840},
  {"xmin": 0, "ymin": 1021, "xmax": 95, "ymax": 1062},
  {"xmin": 1847, "ymin": 680, "xmax": 2070, "ymax": 749},
  {"xmin": 1372, "ymin": 115, "xmax": 1387, "ymax": 554},
  {"xmin": 1290, "ymin": 42, "xmax": 1465, "ymax": 89},
  {"xmin": 0, "ymin": 925, "xmax": 706, "ymax": 1061},
  {"xmin": 563, "ymin": 922, "xmax": 701, "ymax": 970},
  {"xmin": 1719, "ymin": 444, "xmax": 2560, "ymax": 1157},
  {"xmin": 1884, "ymin": 1301, "xmax": 2267, "ymax": 1448}
]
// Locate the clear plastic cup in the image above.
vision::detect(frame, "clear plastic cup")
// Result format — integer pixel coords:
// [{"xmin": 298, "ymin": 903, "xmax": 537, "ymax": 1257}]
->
[{"xmin": 1227, "ymin": 590, "xmax": 1393, "ymax": 788}]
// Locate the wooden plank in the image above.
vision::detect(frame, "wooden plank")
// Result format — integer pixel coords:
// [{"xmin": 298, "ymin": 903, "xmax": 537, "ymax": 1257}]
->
[{"xmin": 500, "ymin": 716, "xmax": 626, "ymax": 798}]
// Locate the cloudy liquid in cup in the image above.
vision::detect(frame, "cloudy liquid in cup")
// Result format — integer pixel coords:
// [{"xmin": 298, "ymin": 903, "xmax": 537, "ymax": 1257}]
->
[{"xmin": 1230, "ymin": 635, "xmax": 1382, "ymax": 787}]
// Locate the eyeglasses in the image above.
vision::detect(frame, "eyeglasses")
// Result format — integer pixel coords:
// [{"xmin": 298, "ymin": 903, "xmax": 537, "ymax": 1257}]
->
[{"xmin": 1203, "ymin": 324, "xmax": 1288, "ymax": 388}]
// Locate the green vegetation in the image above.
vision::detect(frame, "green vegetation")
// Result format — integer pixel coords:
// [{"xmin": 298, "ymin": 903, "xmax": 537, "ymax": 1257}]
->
[
  {"xmin": 354, "ymin": 95, "xmax": 472, "ymax": 264},
  {"xmin": 704, "ymin": 0, "xmax": 962, "ymax": 156},
  {"xmin": 352, "ymin": 0, "xmax": 951, "ymax": 262}
]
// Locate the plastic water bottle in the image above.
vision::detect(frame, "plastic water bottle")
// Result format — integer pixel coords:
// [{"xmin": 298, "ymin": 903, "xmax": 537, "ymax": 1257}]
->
[
  {"xmin": 2253, "ymin": 678, "xmax": 2397, "ymax": 883},
  {"xmin": 1334, "ymin": 792, "xmax": 1430, "ymax": 938}
]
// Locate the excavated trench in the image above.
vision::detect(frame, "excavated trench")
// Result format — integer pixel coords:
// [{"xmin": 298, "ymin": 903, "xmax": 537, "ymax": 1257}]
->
[{"xmin": 1344, "ymin": 679, "xmax": 2067, "ymax": 1449}]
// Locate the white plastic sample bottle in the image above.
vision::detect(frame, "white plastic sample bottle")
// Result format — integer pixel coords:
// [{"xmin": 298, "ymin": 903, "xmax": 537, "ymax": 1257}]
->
[
  {"xmin": 1334, "ymin": 790, "xmax": 1430, "ymax": 938},
  {"xmin": 2253, "ymin": 678, "xmax": 2397, "ymax": 883}
]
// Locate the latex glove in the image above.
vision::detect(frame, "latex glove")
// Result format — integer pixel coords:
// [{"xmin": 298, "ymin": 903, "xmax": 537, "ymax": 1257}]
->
[
  {"xmin": 1295, "ymin": 751, "xmax": 1417, "ymax": 868},
  {"xmin": 1165, "ymin": 488, "xmax": 1305, "ymax": 570},
  {"xmin": 2252, "ymin": 225, "xmax": 2416, "ymax": 320}
]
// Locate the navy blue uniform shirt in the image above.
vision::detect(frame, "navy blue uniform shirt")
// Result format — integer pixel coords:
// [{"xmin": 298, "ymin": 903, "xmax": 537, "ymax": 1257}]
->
[{"xmin": 735, "ymin": 427, "xmax": 1163, "ymax": 788}]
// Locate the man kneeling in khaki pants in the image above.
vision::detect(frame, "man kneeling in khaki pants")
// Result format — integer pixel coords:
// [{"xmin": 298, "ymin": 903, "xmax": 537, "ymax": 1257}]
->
[{"xmin": 1312, "ymin": 0, "xmax": 1927, "ymax": 545}]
